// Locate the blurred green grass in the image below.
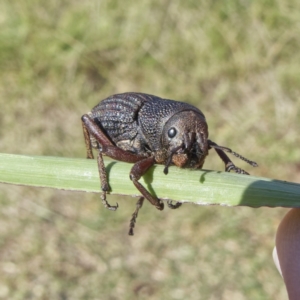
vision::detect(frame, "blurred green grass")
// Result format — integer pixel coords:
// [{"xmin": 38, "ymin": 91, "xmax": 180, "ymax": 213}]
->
[{"xmin": 0, "ymin": 0, "xmax": 299, "ymax": 299}]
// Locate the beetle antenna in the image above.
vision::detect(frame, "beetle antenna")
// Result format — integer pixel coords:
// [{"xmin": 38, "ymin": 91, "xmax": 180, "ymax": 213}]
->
[
  {"xmin": 164, "ymin": 144, "xmax": 183, "ymax": 175},
  {"xmin": 208, "ymin": 141, "xmax": 258, "ymax": 167}
]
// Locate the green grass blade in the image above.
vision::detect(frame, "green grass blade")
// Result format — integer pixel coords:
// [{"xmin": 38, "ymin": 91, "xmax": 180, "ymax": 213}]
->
[{"xmin": 0, "ymin": 153, "xmax": 299, "ymax": 207}]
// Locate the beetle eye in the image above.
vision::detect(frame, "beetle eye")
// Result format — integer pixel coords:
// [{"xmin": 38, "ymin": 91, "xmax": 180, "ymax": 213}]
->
[{"xmin": 168, "ymin": 127, "xmax": 177, "ymax": 138}]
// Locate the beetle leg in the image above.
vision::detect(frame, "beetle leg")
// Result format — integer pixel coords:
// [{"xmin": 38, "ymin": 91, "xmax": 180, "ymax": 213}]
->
[
  {"xmin": 225, "ymin": 162, "xmax": 249, "ymax": 175},
  {"xmin": 82, "ymin": 114, "xmax": 115, "ymax": 147},
  {"xmin": 82, "ymin": 114, "xmax": 119, "ymax": 210},
  {"xmin": 82, "ymin": 114, "xmax": 145, "ymax": 163},
  {"xmin": 128, "ymin": 197, "xmax": 144, "ymax": 236},
  {"xmin": 215, "ymin": 148, "xmax": 249, "ymax": 175},
  {"xmin": 82, "ymin": 118, "xmax": 94, "ymax": 159},
  {"xmin": 167, "ymin": 200, "xmax": 182, "ymax": 209},
  {"xmin": 208, "ymin": 140, "xmax": 258, "ymax": 167},
  {"xmin": 208, "ymin": 140, "xmax": 250, "ymax": 175},
  {"xmin": 130, "ymin": 156, "xmax": 164, "ymax": 211},
  {"xmin": 97, "ymin": 151, "xmax": 118, "ymax": 210}
]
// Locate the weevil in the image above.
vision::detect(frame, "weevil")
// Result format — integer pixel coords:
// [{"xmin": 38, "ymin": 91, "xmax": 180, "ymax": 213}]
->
[{"xmin": 81, "ymin": 92, "xmax": 258, "ymax": 235}]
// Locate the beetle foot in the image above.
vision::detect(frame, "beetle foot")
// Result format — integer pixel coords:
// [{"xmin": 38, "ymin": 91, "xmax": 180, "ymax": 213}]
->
[
  {"xmin": 167, "ymin": 200, "xmax": 182, "ymax": 209},
  {"xmin": 128, "ymin": 197, "xmax": 144, "ymax": 236},
  {"xmin": 225, "ymin": 163, "xmax": 249, "ymax": 175},
  {"xmin": 100, "ymin": 192, "xmax": 118, "ymax": 211},
  {"xmin": 156, "ymin": 200, "xmax": 164, "ymax": 210}
]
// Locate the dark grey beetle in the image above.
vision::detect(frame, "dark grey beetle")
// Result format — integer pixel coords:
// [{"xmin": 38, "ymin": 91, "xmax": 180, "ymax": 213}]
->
[{"xmin": 81, "ymin": 92, "xmax": 257, "ymax": 235}]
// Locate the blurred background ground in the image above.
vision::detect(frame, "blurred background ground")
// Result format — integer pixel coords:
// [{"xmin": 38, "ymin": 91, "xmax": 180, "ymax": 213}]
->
[{"xmin": 0, "ymin": 0, "xmax": 300, "ymax": 299}]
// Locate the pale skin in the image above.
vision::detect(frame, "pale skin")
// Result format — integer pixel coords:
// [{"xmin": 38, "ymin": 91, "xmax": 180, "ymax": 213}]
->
[{"xmin": 274, "ymin": 208, "xmax": 300, "ymax": 299}]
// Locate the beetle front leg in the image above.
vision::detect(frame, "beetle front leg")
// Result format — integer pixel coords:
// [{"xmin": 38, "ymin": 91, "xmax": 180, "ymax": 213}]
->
[
  {"xmin": 215, "ymin": 148, "xmax": 249, "ymax": 174},
  {"xmin": 208, "ymin": 140, "xmax": 249, "ymax": 175},
  {"xmin": 130, "ymin": 157, "xmax": 164, "ymax": 211}
]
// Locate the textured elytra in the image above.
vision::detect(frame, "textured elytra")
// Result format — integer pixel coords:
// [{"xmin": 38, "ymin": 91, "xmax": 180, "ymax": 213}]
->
[{"xmin": 90, "ymin": 94, "xmax": 145, "ymax": 147}]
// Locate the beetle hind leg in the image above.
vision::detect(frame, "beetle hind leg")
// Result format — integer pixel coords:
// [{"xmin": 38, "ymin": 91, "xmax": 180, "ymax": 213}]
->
[{"xmin": 82, "ymin": 117, "xmax": 94, "ymax": 159}]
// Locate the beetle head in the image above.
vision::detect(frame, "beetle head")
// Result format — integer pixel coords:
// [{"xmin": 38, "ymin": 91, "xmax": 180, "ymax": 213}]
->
[{"xmin": 161, "ymin": 110, "xmax": 209, "ymax": 173}]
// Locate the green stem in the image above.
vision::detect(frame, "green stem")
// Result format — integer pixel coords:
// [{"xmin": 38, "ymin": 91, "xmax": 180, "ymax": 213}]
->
[{"xmin": 0, "ymin": 153, "xmax": 299, "ymax": 207}]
